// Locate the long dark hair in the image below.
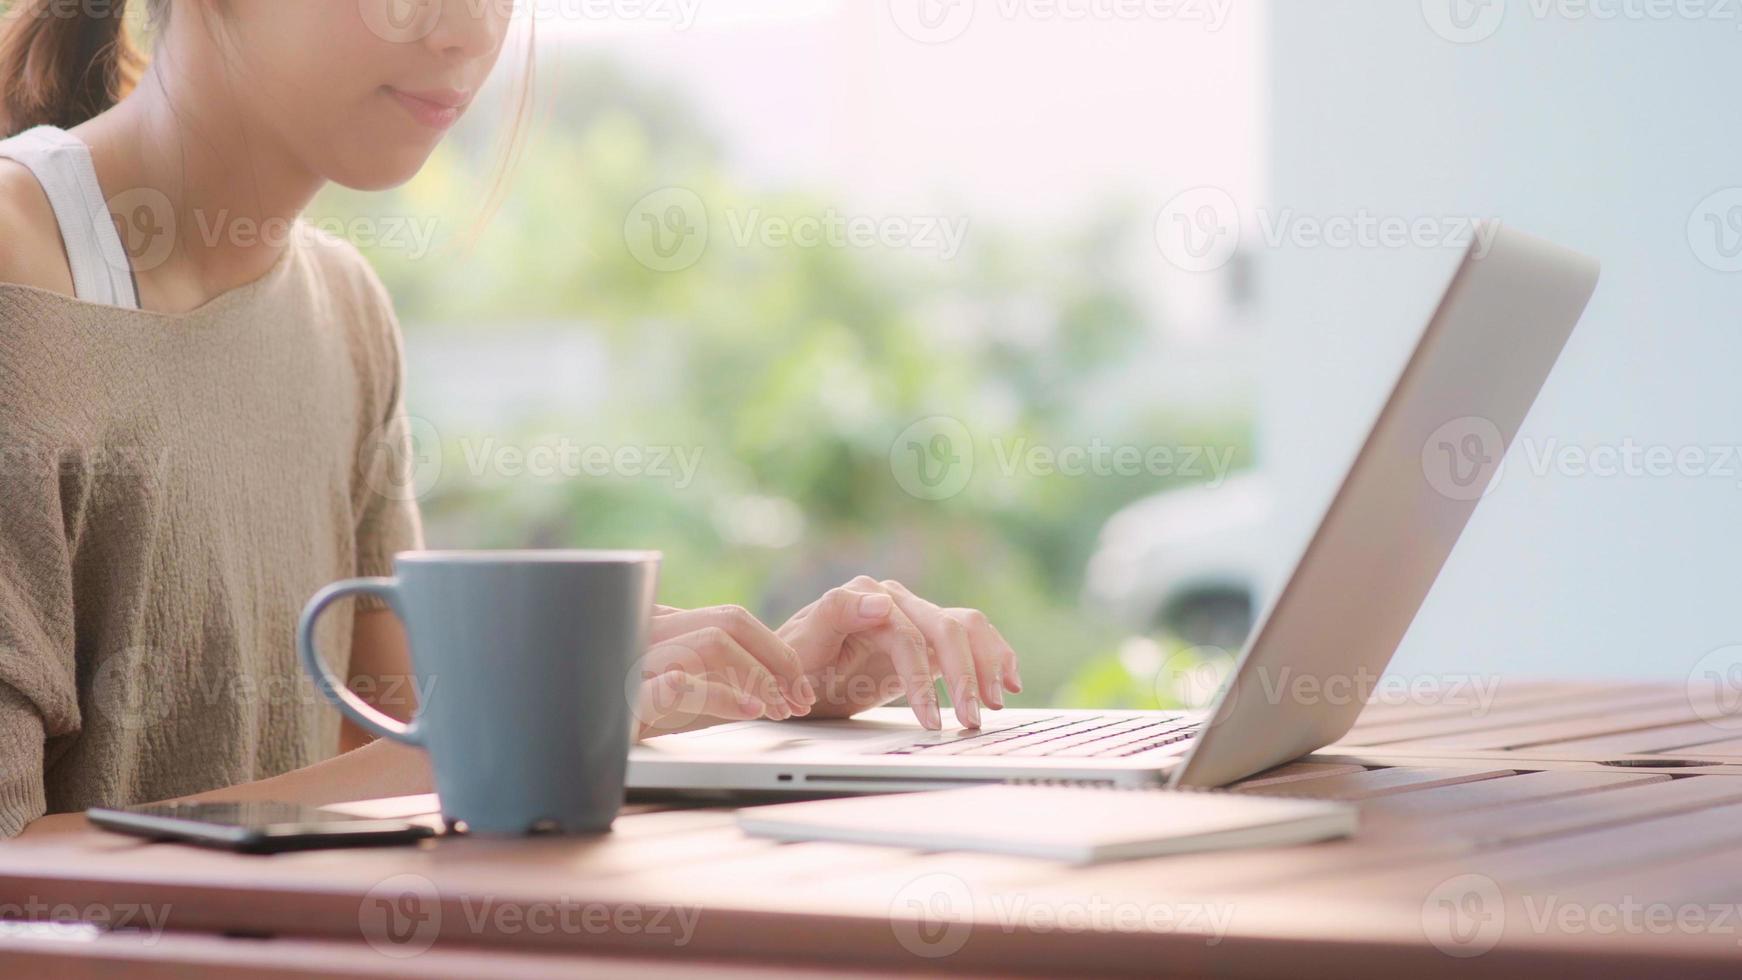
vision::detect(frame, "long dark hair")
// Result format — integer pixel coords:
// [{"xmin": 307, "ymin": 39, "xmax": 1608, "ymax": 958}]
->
[{"xmin": 0, "ymin": 0, "xmax": 159, "ymax": 136}]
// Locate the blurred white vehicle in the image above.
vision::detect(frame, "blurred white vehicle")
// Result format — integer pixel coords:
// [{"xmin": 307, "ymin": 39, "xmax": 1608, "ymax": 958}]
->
[{"xmin": 1084, "ymin": 473, "xmax": 1271, "ymax": 650}]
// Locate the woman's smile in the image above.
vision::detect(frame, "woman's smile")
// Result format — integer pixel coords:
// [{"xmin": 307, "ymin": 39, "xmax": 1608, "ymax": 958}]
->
[{"xmin": 384, "ymin": 86, "xmax": 472, "ymax": 131}]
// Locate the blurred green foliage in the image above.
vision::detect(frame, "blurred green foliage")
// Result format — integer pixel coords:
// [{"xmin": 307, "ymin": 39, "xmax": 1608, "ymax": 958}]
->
[{"xmin": 315, "ymin": 54, "xmax": 1252, "ymax": 706}]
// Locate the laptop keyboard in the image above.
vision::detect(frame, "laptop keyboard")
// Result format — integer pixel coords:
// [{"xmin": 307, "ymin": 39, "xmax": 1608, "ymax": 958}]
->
[{"xmin": 882, "ymin": 715, "xmax": 1201, "ymax": 759}]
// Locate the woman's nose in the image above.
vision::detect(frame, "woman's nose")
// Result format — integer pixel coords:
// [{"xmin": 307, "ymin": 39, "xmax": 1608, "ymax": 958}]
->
[{"xmin": 423, "ymin": 0, "xmax": 510, "ymax": 60}]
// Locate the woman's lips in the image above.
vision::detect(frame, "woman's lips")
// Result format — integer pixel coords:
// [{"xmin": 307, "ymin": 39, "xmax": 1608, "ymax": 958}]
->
[{"xmin": 387, "ymin": 87, "xmax": 471, "ymax": 130}]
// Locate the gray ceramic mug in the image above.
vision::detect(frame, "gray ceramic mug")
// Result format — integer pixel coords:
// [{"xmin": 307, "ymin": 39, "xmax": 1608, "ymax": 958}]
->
[{"xmin": 297, "ymin": 550, "xmax": 660, "ymax": 835}]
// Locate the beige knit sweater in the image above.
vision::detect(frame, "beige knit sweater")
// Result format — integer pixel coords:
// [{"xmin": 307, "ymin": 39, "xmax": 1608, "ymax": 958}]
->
[{"xmin": 0, "ymin": 227, "xmax": 423, "ymax": 836}]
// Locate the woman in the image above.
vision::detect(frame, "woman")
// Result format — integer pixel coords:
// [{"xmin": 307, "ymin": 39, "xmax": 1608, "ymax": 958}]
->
[{"xmin": 0, "ymin": 0, "xmax": 1021, "ymax": 838}]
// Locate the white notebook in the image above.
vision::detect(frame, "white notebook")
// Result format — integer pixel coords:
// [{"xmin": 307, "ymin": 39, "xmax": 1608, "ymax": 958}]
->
[{"xmin": 737, "ymin": 785, "xmax": 1356, "ymax": 864}]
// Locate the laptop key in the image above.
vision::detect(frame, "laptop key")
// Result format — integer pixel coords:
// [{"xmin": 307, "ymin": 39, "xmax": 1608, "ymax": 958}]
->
[
  {"xmin": 971, "ymin": 718, "xmax": 1180, "ymax": 757},
  {"xmin": 1046, "ymin": 723, "xmax": 1200, "ymax": 758}
]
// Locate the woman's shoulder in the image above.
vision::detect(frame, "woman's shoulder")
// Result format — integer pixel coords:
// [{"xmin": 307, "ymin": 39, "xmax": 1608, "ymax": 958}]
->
[
  {"xmin": 292, "ymin": 221, "xmax": 402, "ymax": 333},
  {"xmin": 0, "ymin": 158, "xmax": 76, "ymax": 297},
  {"xmin": 295, "ymin": 221, "xmax": 390, "ymax": 296},
  {"xmin": 289, "ymin": 221, "xmax": 407, "ymax": 391}
]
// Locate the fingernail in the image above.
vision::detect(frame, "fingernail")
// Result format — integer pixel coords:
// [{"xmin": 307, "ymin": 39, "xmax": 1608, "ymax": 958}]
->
[
  {"xmin": 962, "ymin": 697, "xmax": 982, "ymax": 729},
  {"xmin": 987, "ymin": 682, "xmax": 1004, "ymax": 710},
  {"xmin": 797, "ymin": 676, "xmax": 817, "ymax": 704},
  {"xmin": 1007, "ymin": 667, "xmax": 1024, "ymax": 693},
  {"xmin": 917, "ymin": 700, "xmax": 942, "ymax": 731},
  {"xmin": 859, "ymin": 594, "xmax": 893, "ymax": 618},
  {"xmin": 768, "ymin": 699, "xmax": 791, "ymax": 720},
  {"xmin": 738, "ymin": 693, "xmax": 764, "ymax": 716}
]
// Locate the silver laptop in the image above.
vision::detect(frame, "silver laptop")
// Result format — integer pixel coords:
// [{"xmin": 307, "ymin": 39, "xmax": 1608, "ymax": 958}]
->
[{"xmin": 630, "ymin": 224, "xmax": 1600, "ymax": 795}]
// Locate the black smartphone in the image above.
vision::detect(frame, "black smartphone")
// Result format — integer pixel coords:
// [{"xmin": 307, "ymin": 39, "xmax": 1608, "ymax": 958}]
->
[{"xmin": 86, "ymin": 801, "xmax": 437, "ymax": 854}]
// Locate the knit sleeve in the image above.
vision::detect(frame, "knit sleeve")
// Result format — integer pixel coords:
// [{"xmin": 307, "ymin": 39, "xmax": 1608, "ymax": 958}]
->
[
  {"xmin": 354, "ymin": 349, "xmax": 426, "ymax": 585},
  {"xmin": 0, "ymin": 441, "xmax": 79, "ymax": 838},
  {"xmin": 349, "ymin": 254, "xmax": 425, "ymax": 601}
]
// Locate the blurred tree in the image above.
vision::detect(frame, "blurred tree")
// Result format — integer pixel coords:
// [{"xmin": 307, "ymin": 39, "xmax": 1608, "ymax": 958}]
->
[{"xmin": 314, "ymin": 52, "xmax": 1252, "ymax": 706}]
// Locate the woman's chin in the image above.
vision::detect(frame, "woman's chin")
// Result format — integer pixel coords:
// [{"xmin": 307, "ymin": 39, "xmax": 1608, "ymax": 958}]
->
[{"xmin": 325, "ymin": 144, "xmax": 440, "ymax": 193}]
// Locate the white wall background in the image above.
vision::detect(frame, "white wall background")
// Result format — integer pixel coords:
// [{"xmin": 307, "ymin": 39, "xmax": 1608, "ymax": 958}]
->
[{"xmin": 1261, "ymin": 1, "xmax": 1742, "ymax": 680}]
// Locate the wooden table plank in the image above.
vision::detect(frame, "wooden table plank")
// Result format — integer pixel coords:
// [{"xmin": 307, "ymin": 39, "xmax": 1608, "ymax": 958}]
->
[
  {"xmin": 1521, "ymin": 720, "xmax": 1742, "ymax": 756},
  {"xmin": 1377, "ymin": 702, "xmax": 1712, "ymax": 751},
  {"xmin": 0, "ymin": 930, "xmax": 893, "ymax": 980},
  {"xmin": 1230, "ymin": 767, "xmax": 1513, "ymax": 801},
  {"xmin": 1336, "ymin": 689, "xmax": 1689, "ymax": 747},
  {"xmin": 1301, "ymin": 799, "xmax": 1742, "ymax": 898},
  {"xmin": 1356, "ymin": 769, "xmax": 1665, "ymax": 818},
  {"xmin": 1228, "ymin": 761, "xmax": 1370, "ymax": 789},
  {"xmin": 1661, "ymin": 734, "xmax": 1742, "ymax": 757},
  {"xmin": 1344, "ymin": 680, "xmax": 1613, "ymax": 729}
]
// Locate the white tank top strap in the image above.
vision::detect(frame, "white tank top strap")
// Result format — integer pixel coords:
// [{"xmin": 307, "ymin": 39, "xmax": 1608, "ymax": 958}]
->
[{"xmin": 0, "ymin": 125, "xmax": 141, "ymax": 309}]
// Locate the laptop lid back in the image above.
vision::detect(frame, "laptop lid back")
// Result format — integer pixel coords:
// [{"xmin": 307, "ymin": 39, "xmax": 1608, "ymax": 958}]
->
[{"xmin": 1169, "ymin": 225, "xmax": 1601, "ymax": 788}]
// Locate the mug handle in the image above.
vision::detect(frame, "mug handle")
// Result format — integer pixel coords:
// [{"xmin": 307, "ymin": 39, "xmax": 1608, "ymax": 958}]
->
[{"xmin": 297, "ymin": 577, "xmax": 424, "ymax": 747}]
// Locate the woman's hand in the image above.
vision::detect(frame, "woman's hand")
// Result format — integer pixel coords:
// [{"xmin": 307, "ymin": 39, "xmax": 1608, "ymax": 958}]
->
[
  {"xmin": 776, "ymin": 576, "xmax": 1022, "ymax": 731},
  {"xmin": 630, "ymin": 604, "xmax": 816, "ymax": 739}
]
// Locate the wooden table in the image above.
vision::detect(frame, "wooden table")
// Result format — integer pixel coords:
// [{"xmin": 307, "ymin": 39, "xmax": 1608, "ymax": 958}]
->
[{"xmin": 8, "ymin": 680, "xmax": 1742, "ymax": 978}]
